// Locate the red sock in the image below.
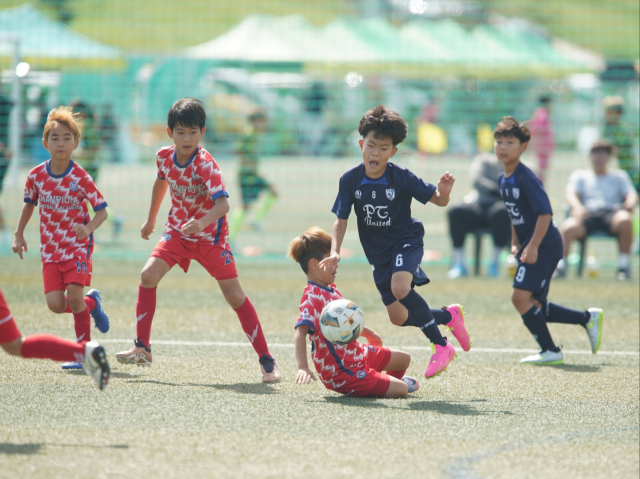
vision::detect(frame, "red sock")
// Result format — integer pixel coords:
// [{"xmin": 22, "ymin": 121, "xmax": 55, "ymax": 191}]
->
[
  {"xmin": 234, "ymin": 297, "xmax": 271, "ymax": 358},
  {"xmin": 136, "ymin": 285, "xmax": 156, "ymax": 349},
  {"xmin": 64, "ymin": 296, "xmax": 96, "ymax": 313},
  {"xmin": 73, "ymin": 308, "xmax": 91, "ymax": 342},
  {"xmin": 386, "ymin": 369, "xmax": 407, "ymax": 380},
  {"xmin": 21, "ymin": 334, "xmax": 85, "ymax": 362}
]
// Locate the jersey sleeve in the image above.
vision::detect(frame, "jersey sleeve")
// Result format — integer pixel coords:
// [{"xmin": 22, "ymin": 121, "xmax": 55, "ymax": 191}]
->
[
  {"xmin": 81, "ymin": 175, "xmax": 108, "ymax": 212},
  {"xmin": 331, "ymin": 174, "xmax": 353, "ymax": 219},
  {"xmin": 199, "ymin": 159, "xmax": 229, "ymax": 202},
  {"xmin": 618, "ymin": 170, "xmax": 634, "ymax": 197},
  {"xmin": 23, "ymin": 172, "xmax": 38, "ymax": 205},
  {"xmin": 566, "ymin": 170, "xmax": 584, "ymax": 198},
  {"xmin": 407, "ymin": 169, "xmax": 437, "ymax": 204},
  {"xmin": 295, "ymin": 298, "xmax": 317, "ymax": 333},
  {"xmin": 156, "ymin": 151, "xmax": 166, "ymax": 180},
  {"xmin": 522, "ymin": 173, "xmax": 553, "ymax": 216}
]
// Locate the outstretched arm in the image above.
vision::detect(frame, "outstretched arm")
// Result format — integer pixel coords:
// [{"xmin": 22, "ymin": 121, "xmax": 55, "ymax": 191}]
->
[
  {"xmin": 319, "ymin": 218, "xmax": 347, "ymax": 271},
  {"xmin": 361, "ymin": 327, "xmax": 383, "ymax": 346},
  {"xmin": 429, "ymin": 171, "xmax": 455, "ymax": 207},
  {"xmin": 141, "ymin": 178, "xmax": 168, "ymax": 240},
  {"xmin": 294, "ymin": 325, "xmax": 317, "ymax": 384}
]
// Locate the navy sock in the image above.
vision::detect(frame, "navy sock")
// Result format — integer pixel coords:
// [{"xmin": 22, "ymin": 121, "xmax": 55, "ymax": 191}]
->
[
  {"xmin": 398, "ymin": 290, "xmax": 446, "ymax": 346},
  {"xmin": 543, "ymin": 302, "xmax": 589, "ymax": 326},
  {"xmin": 431, "ymin": 308, "xmax": 452, "ymax": 325},
  {"xmin": 521, "ymin": 305, "xmax": 559, "ymax": 352}
]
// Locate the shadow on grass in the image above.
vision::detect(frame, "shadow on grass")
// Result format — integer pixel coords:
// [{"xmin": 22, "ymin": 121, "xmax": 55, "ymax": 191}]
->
[
  {"xmin": 191, "ymin": 382, "xmax": 277, "ymax": 395},
  {"xmin": 127, "ymin": 379, "xmax": 184, "ymax": 387},
  {"xmin": 110, "ymin": 372, "xmax": 144, "ymax": 379},
  {"xmin": 548, "ymin": 364, "xmax": 602, "ymax": 373},
  {"xmin": 0, "ymin": 443, "xmax": 129, "ymax": 455},
  {"xmin": 321, "ymin": 396, "xmax": 390, "ymax": 408},
  {"xmin": 0, "ymin": 443, "xmax": 42, "ymax": 455},
  {"xmin": 409, "ymin": 401, "xmax": 514, "ymax": 416}
]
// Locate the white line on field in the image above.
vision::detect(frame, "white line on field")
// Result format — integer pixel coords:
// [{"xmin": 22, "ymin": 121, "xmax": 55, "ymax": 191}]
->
[{"xmin": 99, "ymin": 339, "xmax": 639, "ymax": 356}]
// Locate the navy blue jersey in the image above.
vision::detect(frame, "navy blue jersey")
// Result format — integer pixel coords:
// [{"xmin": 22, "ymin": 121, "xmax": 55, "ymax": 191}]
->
[
  {"xmin": 332, "ymin": 163, "xmax": 436, "ymax": 265},
  {"xmin": 499, "ymin": 162, "xmax": 562, "ymax": 259}
]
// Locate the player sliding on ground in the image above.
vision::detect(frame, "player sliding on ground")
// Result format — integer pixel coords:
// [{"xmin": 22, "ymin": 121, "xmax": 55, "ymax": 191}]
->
[
  {"xmin": 12, "ymin": 107, "xmax": 111, "ymax": 370},
  {"xmin": 289, "ymin": 227, "xmax": 419, "ymax": 398},
  {"xmin": 0, "ymin": 288, "xmax": 110, "ymax": 390},
  {"xmin": 494, "ymin": 117, "xmax": 603, "ymax": 365},
  {"xmin": 321, "ymin": 105, "xmax": 470, "ymax": 379},
  {"xmin": 115, "ymin": 98, "xmax": 280, "ymax": 383}
]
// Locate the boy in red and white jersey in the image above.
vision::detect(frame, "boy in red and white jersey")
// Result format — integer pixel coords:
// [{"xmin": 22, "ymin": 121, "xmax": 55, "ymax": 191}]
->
[
  {"xmin": 12, "ymin": 107, "xmax": 111, "ymax": 369},
  {"xmin": 116, "ymin": 98, "xmax": 280, "ymax": 383},
  {"xmin": 0, "ymin": 288, "xmax": 110, "ymax": 390},
  {"xmin": 289, "ymin": 227, "xmax": 419, "ymax": 398}
]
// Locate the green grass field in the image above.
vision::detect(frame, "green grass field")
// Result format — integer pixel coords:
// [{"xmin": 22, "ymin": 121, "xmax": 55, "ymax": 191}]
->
[{"xmin": 0, "ymin": 253, "xmax": 638, "ymax": 478}]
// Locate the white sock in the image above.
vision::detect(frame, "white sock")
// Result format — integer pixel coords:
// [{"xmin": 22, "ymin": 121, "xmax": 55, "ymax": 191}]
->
[
  {"xmin": 453, "ymin": 248, "xmax": 464, "ymax": 266},
  {"xmin": 492, "ymin": 246, "xmax": 502, "ymax": 264},
  {"xmin": 618, "ymin": 253, "xmax": 630, "ymax": 269}
]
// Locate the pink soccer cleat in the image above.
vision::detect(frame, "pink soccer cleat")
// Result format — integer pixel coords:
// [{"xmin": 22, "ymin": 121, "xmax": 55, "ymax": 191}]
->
[
  {"xmin": 444, "ymin": 304, "xmax": 470, "ymax": 352},
  {"xmin": 425, "ymin": 340, "xmax": 456, "ymax": 378}
]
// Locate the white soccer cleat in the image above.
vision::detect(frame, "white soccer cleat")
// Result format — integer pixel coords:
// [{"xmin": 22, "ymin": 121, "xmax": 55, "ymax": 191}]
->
[
  {"xmin": 520, "ymin": 349, "xmax": 564, "ymax": 365},
  {"xmin": 585, "ymin": 308, "xmax": 604, "ymax": 354},
  {"xmin": 115, "ymin": 338, "xmax": 152, "ymax": 366},
  {"xmin": 82, "ymin": 341, "xmax": 110, "ymax": 391}
]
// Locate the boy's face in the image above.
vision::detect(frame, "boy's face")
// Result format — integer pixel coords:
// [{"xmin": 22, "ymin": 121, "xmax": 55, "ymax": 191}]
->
[
  {"xmin": 310, "ymin": 253, "xmax": 337, "ymax": 287},
  {"xmin": 494, "ymin": 135, "xmax": 527, "ymax": 165},
  {"xmin": 167, "ymin": 123, "xmax": 206, "ymax": 158},
  {"xmin": 43, "ymin": 123, "xmax": 79, "ymax": 162},
  {"xmin": 359, "ymin": 131, "xmax": 397, "ymax": 179}
]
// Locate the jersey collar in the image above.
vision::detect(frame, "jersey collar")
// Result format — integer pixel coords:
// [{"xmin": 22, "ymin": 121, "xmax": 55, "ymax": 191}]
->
[
  {"xmin": 46, "ymin": 160, "xmax": 74, "ymax": 178},
  {"xmin": 172, "ymin": 146, "xmax": 199, "ymax": 169},
  {"xmin": 308, "ymin": 281, "xmax": 334, "ymax": 293}
]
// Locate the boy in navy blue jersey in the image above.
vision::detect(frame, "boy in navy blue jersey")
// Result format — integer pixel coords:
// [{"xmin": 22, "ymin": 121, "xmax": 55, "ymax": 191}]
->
[
  {"xmin": 494, "ymin": 117, "xmax": 603, "ymax": 365},
  {"xmin": 321, "ymin": 105, "xmax": 470, "ymax": 379}
]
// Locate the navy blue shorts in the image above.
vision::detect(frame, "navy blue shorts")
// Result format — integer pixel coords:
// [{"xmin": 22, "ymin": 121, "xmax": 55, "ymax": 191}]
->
[
  {"xmin": 512, "ymin": 257, "xmax": 559, "ymax": 303},
  {"xmin": 372, "ymin": 242, "xmax": 430, "ymax": 306}
]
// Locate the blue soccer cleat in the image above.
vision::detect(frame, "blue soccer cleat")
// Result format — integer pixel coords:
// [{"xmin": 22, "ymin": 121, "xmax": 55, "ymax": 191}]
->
[
  {"xmin": 86, "ymin": 289, "xmax": 109, "ymax": 333},
  {"xmin": 62, "ymin": 361, "xmax": 83, "ymax": 370}
]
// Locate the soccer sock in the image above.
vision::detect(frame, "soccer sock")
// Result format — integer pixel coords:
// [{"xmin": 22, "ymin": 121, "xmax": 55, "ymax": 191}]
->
[
  {"xmin": 253, "ymin": 193, "xmax": 276, "ymax": 223},
  {"xmin": 618, "ymin": 253, "xmax": 630, "ymax": 269},
  {"xmin": 453, "ymin": 248, "xmax": 464, "ymax": 265},
  {"xmin": 492, "ymin": 246, "xmax": 502, "ymax": 264},
  {"xmin": 385, "ymin": 369, "xmax": 407, "ymax": 380},
  {"xmin": 430, "ymin": 308, "xmax": 452, "ymax": 325},
  {"xmin": 234, "ymin": 297, "xmax": 271, "ymax": 358},
  {"xmin": 543, "ymin": 302, "xmax": 589, "ymax": 326},
  {"xmin": 73, "ymin": 308, "xmax": 91, "ymax": 343},
  {"xmin": 398, "ymin": 290, "xmax": 446, "ymax": 347},
  {"xmin": 64, "ymin": 296, "xmax": 97, "ymax": 313},
  {"xmin": 136, "ymin": 285, "xmax": 157, "ymax": 349},
  {"xmin": 228, "ymin": 208, "xmax": 245, "ymax": 240},
  {"xmin": 521, "ymin": 305, "xmax": 558, "ymax": 352},
  {"xmin": 20, "ymin": 334, "xmax": 85, "ymax": 362}
]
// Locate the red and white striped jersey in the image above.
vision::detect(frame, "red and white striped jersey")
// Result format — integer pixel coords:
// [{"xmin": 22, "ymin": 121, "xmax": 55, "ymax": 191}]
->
[
  {"xmin": 157, "ymin": 145, "xmax": 229, "ymax": 246},
  {"xmin": 24, "ymin": 160, "xmax": 107, "ymax": 263},
  {"xmin": 295, "ymin": 282, "xmax": 370, "ymax": 390}
]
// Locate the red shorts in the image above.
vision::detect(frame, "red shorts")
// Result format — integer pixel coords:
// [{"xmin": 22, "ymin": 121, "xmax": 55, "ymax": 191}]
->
[
  {"xmin": 0, "ymin": 290, "xmax": 21, "ymax": 344},
  {"xmin": 151, "ymin": 234, "xmax": 238, "ymax": 280},
  {"xmin": 333, "ymin": 345, "xmax": 392, "ymax": 398},
  {"xmin": 42, "ymin": 258, "xmax": 92, "ymax": 294}
]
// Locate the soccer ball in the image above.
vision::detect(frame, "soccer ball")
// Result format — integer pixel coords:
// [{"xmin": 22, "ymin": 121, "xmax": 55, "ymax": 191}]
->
[{"xmin": 319, "ymin": 299, "xmax": 365, "ymax": 346}]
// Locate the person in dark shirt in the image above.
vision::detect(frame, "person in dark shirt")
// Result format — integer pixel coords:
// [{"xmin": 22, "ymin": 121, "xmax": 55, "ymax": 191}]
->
[
  {"xmin": 494, "ymin": 117, "xmax": 603, "ymax": 365},
  {"xmin": 321, "ymin": 105, "xmax": 470, "ymax": 379}
]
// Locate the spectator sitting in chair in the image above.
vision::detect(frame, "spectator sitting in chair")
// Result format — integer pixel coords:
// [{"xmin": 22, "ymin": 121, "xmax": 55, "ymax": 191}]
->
[
  {"xmin": 556, "ymin": 139, "xmax": 638, "ymax": 280},
  {"xmin": 447, "ymin": 153, "xmax": 511, "ymax": 278}
]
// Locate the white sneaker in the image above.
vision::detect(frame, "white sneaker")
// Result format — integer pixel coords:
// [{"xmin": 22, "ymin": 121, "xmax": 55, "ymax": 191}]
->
[
  {"xmin": 82, "ymin": 341, "xmax": 110, "ymax": 391},
  {"xmin": 520, "ymin": 349, "xmax": 564, "ymax": 365},
  {"xmin": 585, "ymin": 308, "xmax": 603, "ymax": 354}
]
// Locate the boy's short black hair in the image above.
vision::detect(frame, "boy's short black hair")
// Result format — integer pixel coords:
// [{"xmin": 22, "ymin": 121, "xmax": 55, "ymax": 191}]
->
[
  {"xmin": 167, "ymin": 98, "xmax": 206, "ymax": 131},
  {"xmin": 493, "ymin": 116, "xmax": 531, "ymax": 143},
  {"xmin": 539, "ymin": 95, "xmax": 552, "ymax": 104},
  {"xmin": 358, "ymin": 104, "xmax": 408, "ymax": 146},
  {"xmin": 590, "ymin": 139, "xmax": 614, "ymax": 155},
  {"xmin": 249, "ymin": 111, "xmax": 266, "ymax": 122}
]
